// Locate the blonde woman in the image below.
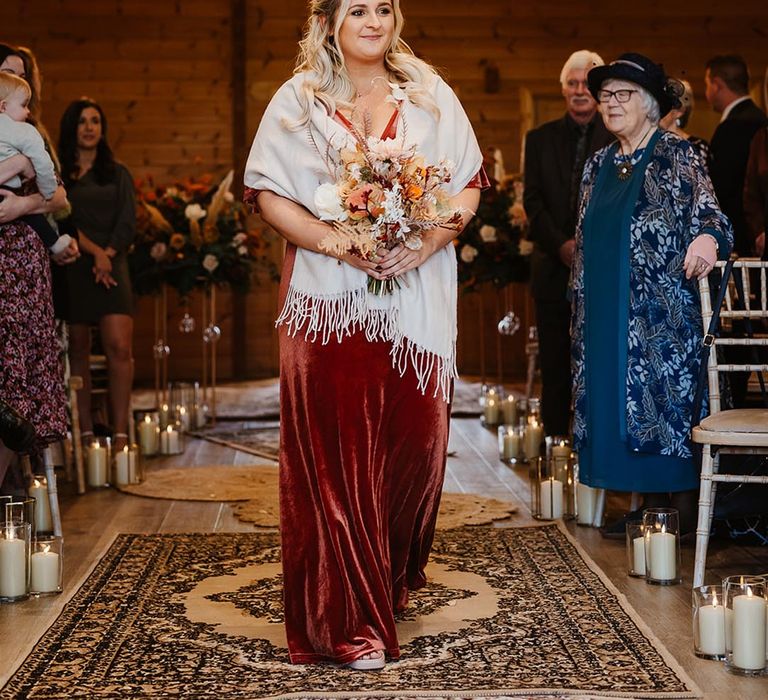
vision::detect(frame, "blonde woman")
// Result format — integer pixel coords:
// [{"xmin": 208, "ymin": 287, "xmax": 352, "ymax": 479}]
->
[{"xmin": 245, "ymin": 0, "xmax": 485, "ymax": 671}]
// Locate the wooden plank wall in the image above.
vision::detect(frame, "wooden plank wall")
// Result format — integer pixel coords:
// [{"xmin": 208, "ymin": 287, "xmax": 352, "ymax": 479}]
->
[{"xmin": 5, "ymin": 0, "xmax": 768, "ymax": 382}]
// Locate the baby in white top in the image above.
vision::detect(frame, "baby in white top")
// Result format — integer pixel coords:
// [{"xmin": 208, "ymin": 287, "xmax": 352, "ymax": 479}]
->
[{"xmin": 0, "ymin": 71, "xmax": 71, "ymax": 254}]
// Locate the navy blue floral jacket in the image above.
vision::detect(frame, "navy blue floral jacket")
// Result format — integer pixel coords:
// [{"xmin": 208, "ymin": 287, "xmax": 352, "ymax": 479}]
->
[{"xmin": 571, "ymin": 131, "xmax": 733, "ymax": 458}]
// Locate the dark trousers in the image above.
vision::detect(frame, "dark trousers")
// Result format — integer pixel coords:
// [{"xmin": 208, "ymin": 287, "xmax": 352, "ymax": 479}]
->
[{"xmin": 535, "ymin": 297, "xmax": 572, "ymax": 437}]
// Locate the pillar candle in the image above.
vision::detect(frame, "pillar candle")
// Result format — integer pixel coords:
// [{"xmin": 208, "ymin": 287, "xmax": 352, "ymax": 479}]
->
[
  {"xmin": 160, "ymin": 427, "xmax": 180, "ymax": 454},
  {"xmin": 524, "ymin": 422, "xmax": 543, "ymax": 459},
  {"xmin": 633, "ymin": 535, "xmax": 646, "ymax": 576},
  {"xmin": 30, "ymin": 547, "xmax": 60, "ymax": 593},
  {"xmin": 87, "ymin": 445, "xmax": 108, "ymax": 487},
  {"xmin": 540, "ymin": 478, "xmax": 564, "ymax": 519},
  {"xmin": 501, "ymin": 395, "xmax": 517, "ymax": 425},
  {"xmin": 159, "ymin": 404, "xmax": 170, "ymax": 430},
  {"xmin": 0, "ymin": 536, "xmax": 26, "ymax": 598},
  {"xmin": 176, "ymin": 405, "xmax": 190, "ymax": 432},
  {"xmin": 698, "ymin": 593, "xmax": 726, "ymax": 657},
  {"xmin": 138, "ymin": 417, "xmax": 159, "ymax": 456},
  {"xmin": 29, "ymin": 477, "xmax": 53, "ymax": 533},
  {"xmin": 115, "ymin": 447, "xmax": 131, "ymax": 485},
  {"xmin": 502, "ymin": 432, "xmax": 520, "ymax": 460},
  {"xmin": 732, "ymin": 590, "xmax": 767, "ymax": 670},
  {"xmin": 576, "ymin": 483, "xmax": 597, "ymax": 525},
  {"xmin": 483, "ymin": 398, "xmax": 499, "ymax": 426},
  {"xmin": 648, "ymin": 527, "xmax": 676, "ymax": 581},
  {"xmin": 552, "ymin": 442, "xmax": 570, "ymax": 480}
]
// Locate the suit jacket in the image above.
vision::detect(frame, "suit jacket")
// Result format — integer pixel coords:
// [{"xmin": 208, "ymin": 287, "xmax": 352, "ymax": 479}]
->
[
  {"xmin": 523, "ymin": 113, "xmax": 613, "ymax": 301},
  {"xmin": 709, "ymin": 98, "xmax": 768, "ymax": 256},
  {"xmin": 744, "ymin": 126, "xmax": 768, "ymax": 249}
]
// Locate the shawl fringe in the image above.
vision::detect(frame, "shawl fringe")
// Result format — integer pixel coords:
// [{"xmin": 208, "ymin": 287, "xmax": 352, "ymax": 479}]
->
[{"xmin": 276, "ymin": 284, "xmax": 456, "ymax": 401}]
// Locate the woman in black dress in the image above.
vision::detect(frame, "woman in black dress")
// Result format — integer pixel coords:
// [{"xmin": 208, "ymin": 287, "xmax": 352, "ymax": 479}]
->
[{"xmin": 58, "ymin": 98, "xmax": 136, "ymax": 451}]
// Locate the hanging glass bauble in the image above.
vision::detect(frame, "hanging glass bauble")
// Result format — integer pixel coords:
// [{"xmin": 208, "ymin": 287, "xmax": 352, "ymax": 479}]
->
[
  {"xmin": 152, "ymin": 340, "xmax": 171, "ymax": 359},
  {"xmin": 203, "ymin": 323, "xmax": 222, "ymax": 344},
  {"xmin": 497, "ymin": 309, "xmax": 521, "ymax": 336},
  {"xmin": 179, "ymin": 313, "xmax": 196, "ymax": 334}
]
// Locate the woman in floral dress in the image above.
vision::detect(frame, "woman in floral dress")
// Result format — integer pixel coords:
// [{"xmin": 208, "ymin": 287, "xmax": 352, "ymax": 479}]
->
[{"xmin": 0, "ymin": 43, "xmax": 69, "ymax": 480}]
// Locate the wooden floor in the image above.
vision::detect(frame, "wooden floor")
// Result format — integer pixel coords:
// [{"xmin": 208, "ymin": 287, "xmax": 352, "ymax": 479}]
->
[{"xmin": 2, "ymin": 415, "xmax": 768, "ymax": 699}]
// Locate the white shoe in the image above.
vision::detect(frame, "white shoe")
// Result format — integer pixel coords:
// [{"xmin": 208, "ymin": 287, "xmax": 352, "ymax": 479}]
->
[{"xmin": 346, "ymin": 649, "xmax": 385, "ymax": 671}]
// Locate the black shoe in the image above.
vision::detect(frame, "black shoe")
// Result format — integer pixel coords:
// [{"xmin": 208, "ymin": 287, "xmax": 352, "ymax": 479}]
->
[
  {"xmin": 0, "ymin": 401, "xmax": 37, "ymax": 453},
  {"xmin": 600, "ymin": 507, "xmax": 647, "ymax": 539}
]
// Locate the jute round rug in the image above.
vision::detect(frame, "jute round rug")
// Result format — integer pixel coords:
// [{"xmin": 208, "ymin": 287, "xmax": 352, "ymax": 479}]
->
[{"xmin": 117, "ymin": 465, "xmax": 518, "ymax": 529}]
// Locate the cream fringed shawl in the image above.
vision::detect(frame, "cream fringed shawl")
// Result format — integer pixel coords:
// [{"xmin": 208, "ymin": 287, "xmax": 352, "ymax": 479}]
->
[{"xmin": 244, "ymin": 72, "xmax": 482, "ymax": 400}]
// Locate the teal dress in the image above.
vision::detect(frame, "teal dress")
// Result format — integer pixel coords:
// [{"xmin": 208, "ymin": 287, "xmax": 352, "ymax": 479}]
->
[{"xmin": 578, "ymin": 131, "xmax": 697, "ymax": 493}]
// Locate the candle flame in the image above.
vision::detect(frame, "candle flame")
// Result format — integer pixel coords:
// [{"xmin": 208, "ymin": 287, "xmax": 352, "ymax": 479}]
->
[
  {"xmin": 123, "ymin": 445, "xmax": 129, "ymax": 454},
  {"xmin": 144, "ymin": 415, "xmax": 151, "ymax": 424},
  {"xmin": 661, "ymin": 524, "xmax": 667, "ymax": 534},
  {"xmin": 747, "ymin": 587, "xmax": 753, "ymax": 598},
  {"xmin": 33, "ymin": 477, "xmax": 42, "ymax": 487},
  {"xmin": 43, "ymin": 544, "xmax": 51, "ymax": 554},
  {"xmin": 166, "ymin": 425, "xmax": 173, "ymax": 433},
  {"xmin": 712, "ymin": 590, "xmax": 719, "ymax": 607}
]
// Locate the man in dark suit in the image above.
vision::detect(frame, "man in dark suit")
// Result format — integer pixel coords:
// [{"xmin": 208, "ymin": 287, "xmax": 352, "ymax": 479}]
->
[
  {"xmin": 706, "ymin": 55, "xmax": 768, "ymax": 405},
  {"xmin": 523, "ymin": 50, "xmax": 613, "ymax": 437},
  {"xmin": 706, "ymin": 54, "xmax": 768, "ymax": 258}
]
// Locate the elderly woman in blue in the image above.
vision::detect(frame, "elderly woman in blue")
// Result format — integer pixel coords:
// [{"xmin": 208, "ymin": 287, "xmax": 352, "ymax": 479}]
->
[{"xmin": 571, "ymin": 53, "xmax": 732, "ymax": 533}]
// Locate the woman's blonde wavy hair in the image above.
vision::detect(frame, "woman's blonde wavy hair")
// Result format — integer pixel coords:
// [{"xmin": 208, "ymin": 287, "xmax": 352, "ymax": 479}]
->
[{"xmin": 291, "ymin": 0, "xmax": 439, "ymax": 128}]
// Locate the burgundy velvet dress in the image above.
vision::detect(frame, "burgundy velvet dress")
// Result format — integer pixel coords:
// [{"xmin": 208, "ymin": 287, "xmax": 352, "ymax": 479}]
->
[
  {"xmin": 257, "ymin": 109, "xmax": 486, "ymax": 665},
  {"xmin": 278, "ymin": 239, "xmax": 451, "ymax": 663}
]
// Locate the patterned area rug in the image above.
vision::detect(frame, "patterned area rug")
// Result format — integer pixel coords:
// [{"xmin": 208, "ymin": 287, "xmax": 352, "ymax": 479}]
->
[
  {"xmin": 1, "ymin": 526, "xmax": 699, "ymax": 699},
  {"xmin": 134, "ymin": 377, "xmax": 487, "ymax": 421},
  {"xmin": 117, "ymin": 464, "xmax": 518, "ymax": 530},
  {"xmin": 188, "ymin": 420, "xmax": 280, "ymax": 461}
]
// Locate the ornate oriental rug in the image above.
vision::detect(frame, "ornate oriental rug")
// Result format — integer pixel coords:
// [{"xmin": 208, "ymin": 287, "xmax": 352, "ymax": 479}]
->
[
  {"xmin": 117, "ymin": 464, "xmax": 518, "ymax": 530},
  {"xmin": 1, "ymin": 526, "xmax": 699, "ymax": 699},
  {"xmin": 134, "ymin": 377, "xmax": 488, "ymax": 421}
]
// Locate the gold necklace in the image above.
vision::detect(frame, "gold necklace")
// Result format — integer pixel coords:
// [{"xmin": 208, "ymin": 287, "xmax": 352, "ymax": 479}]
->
[{"xmin": 616, "ymin": 125, "xmax": 655, "ymax": 181}]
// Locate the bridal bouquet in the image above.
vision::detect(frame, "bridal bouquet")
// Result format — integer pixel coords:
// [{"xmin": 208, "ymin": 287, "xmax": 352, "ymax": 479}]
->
[{"xmin": 314, "ymin": 137, "xmax": 463, "ymax": 294}]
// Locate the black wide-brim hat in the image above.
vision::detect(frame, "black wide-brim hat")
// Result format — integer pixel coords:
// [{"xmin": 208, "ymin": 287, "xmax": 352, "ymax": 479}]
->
[{"xmin": 587, "ymin": 52, "xmax": 683, "ymax": 117}]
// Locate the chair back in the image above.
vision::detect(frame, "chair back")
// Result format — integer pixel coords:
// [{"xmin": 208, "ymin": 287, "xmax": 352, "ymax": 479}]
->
[{"xmin": 699, "ymin": 259, "xmax": 768, "ymax": 415}]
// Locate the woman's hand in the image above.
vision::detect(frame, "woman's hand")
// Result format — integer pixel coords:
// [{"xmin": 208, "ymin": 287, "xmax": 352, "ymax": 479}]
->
[
  {"xmin": 52, "ymin": 238, "xmax": 80, "ymax": 265},
  {"xmin": 684, "ymin": 234, "xmax": 718, "ymax": 280},
  {"xmin": 92, "ymin": 248, "xmax": 117, "ymax": 288},
  {"xmin": 376, "ymin": 236, "xmax": 441, "ymax": 279},
  {"xmin": 0, "ymin": 190, "xmax": 34, "ymax": 223}
]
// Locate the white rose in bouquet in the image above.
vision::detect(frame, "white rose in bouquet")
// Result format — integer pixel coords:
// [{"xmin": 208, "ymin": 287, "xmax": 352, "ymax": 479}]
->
[
  {"xmin": 460, "ymin": 244, "xmax": 479, "ymax": 263},
  {"xmin": 479, "ymin": 225, "xmax": 497, "ymax": 242},
  {"xmin": 150, "ymin": 242, "xmax": 167, "ymax": 261},
  {"xmin": 185, "ymin": 203, "xmax": 207, "ymax": 221},
  {"xmin": 202, "ymin": 254, "xmax": 219, "ymax": 272},
  {"xmin": 314, "ymin": 183, "xmax": 347, "ymax": 221}
]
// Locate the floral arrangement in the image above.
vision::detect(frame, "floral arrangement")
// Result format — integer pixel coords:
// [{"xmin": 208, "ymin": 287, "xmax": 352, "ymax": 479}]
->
[
  {"xmin": 455, "ymin": 169, "xmax": 531, "ymax": 292},
  {"xmin": 129, "ymin": 171, "xmax": 278, "ymax": 297},
  {"xmin": 315, "ymin": 135, "xmax": 463, "ymax": 294}
]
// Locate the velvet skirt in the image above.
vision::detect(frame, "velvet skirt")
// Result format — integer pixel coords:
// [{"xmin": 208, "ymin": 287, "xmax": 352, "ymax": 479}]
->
[{"xmin": 278, "ymin": 245, "xmax": 450, "ymax": 664}]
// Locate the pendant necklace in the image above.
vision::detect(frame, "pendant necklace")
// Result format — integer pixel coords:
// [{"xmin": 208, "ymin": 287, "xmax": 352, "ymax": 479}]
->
[{"xmin": 616, "ymin": 124, "xmax": 655, "ymax": 181}]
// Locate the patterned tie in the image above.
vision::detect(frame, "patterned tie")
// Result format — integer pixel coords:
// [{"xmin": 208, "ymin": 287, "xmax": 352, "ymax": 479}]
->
[{"xmin": 570, "ymin": 123, "xmax": 590, "ymax": 217}]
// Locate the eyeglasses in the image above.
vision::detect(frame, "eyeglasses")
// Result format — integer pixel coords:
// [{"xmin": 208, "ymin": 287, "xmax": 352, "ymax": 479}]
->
[{"xmin": 597, "ymin": 89, "xmax": 638, "ymax": 103}]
